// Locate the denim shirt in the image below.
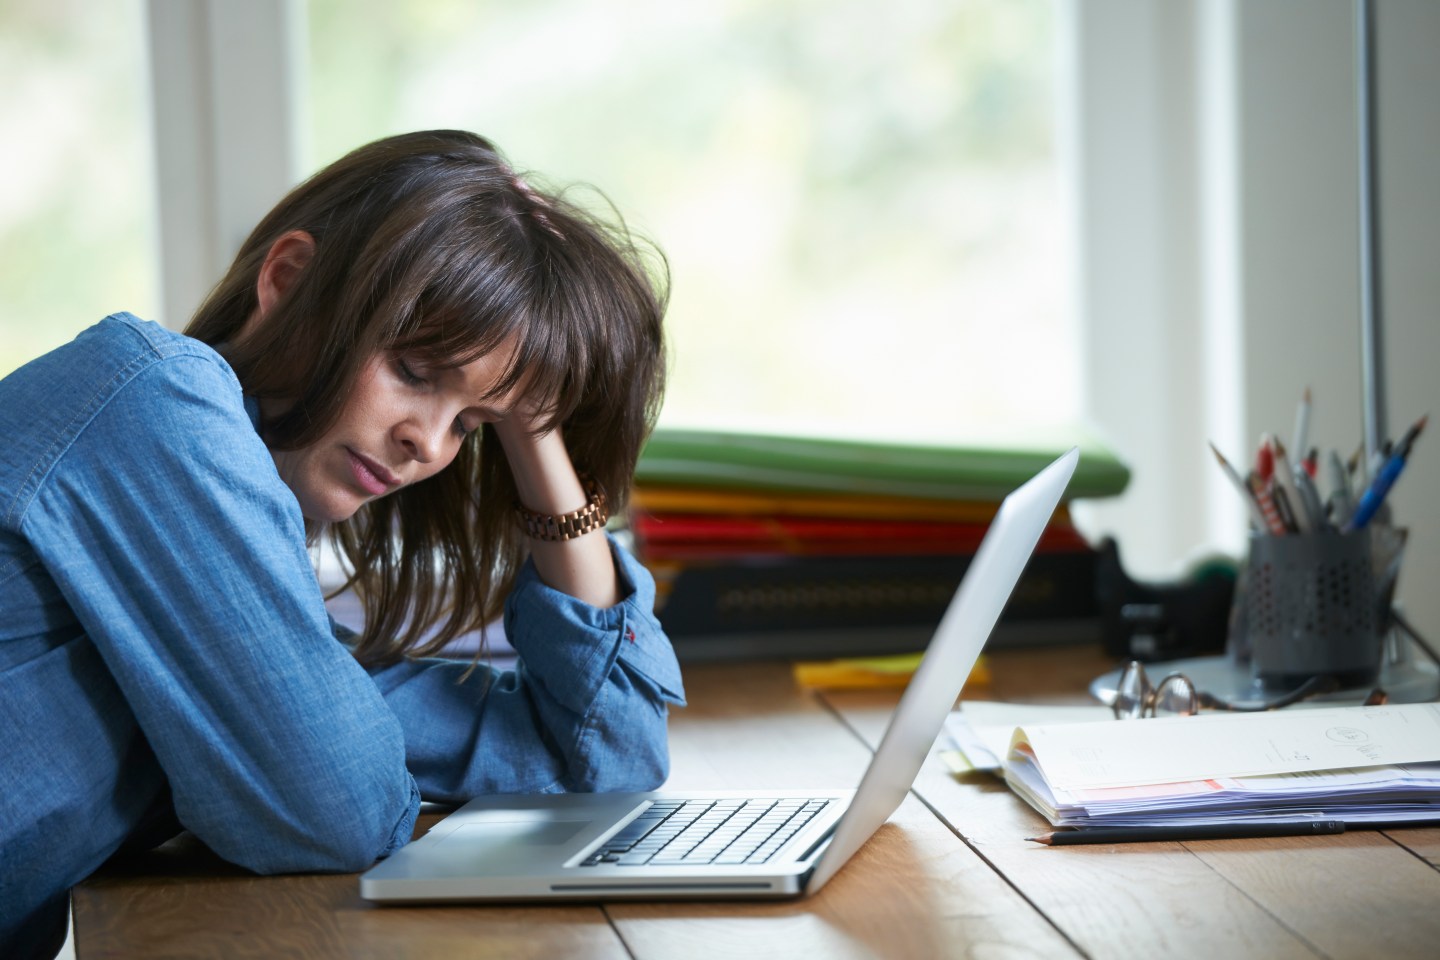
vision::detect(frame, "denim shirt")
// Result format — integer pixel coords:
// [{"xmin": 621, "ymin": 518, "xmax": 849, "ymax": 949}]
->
[{"xmin": 0, "ymin": 313, "xmax": 685, "ymax": 947}]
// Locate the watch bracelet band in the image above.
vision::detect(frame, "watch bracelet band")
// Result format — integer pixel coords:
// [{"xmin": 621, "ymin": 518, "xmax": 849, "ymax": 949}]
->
[{"xmin": 514, "ymin": 477, "xmax": 609, "ymax": 542}]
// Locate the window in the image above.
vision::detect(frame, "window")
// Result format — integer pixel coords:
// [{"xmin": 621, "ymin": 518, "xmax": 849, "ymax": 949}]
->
[
  {"xmin": 306, "ymin": 0, "xmax": 1073, "ymax": 444},
  {"xmin": 0, "ymin": 0, "xmax": 157, "ymax": 377}
]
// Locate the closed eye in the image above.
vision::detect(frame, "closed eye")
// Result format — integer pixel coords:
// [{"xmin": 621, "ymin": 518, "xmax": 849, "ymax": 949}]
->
[{"xmin": 395, "ymin": 358, "xmax": 427, "ymax": 387}]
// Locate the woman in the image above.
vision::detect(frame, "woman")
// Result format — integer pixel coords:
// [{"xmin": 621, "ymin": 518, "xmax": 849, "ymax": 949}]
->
[{"xmin": 0, "ymin": 130, "xmax": 684, "ymax": 957}]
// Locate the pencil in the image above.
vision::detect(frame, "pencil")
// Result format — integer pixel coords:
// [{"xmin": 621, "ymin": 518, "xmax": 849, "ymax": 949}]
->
[
  {"xmin": 1270, "ymin": 439, "xmax": 1315, "ymax": 532},
  {"xmin": 1248, "ymin": 473, "xmax": 1289, "ymax": 535},
  {"xmin": 1293, "ymin": 385, "xmax": 1312, "ymax": 459},
  {"xmin": 1270, "ymin": 482, "xmax": 1299, "ymax": 532},
  {"xmin": 1208, "ymin": 442, "xmax": 1266, "ymax": 531},
  {"xmin": 1395, "ymin": 413, "xmax": 1428, "ymax": 458},
  {"xmin": 1027, "ymin": 819, "xmax": 1346, "ymax": 846}
]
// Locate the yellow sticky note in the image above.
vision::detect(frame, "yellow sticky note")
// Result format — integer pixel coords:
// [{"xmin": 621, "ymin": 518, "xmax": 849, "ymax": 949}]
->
[
  {"xmin": 793, "ymin": 653, "xmax": 989, "ymax": 690},
  {"xmin": 939, "ymin": 749, "xmax": 977, "ymax": 774}
]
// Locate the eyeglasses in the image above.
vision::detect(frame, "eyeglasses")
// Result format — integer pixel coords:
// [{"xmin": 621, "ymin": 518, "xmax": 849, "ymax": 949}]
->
[{"xmin": 1111, "ymin": 660, "xmax": 1388, "ymax": 720}]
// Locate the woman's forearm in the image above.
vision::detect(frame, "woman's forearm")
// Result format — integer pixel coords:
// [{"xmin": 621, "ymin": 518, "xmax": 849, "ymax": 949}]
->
[{"xmin": 494, "ymin": 422, "xmax": 622, "ymax": 608}]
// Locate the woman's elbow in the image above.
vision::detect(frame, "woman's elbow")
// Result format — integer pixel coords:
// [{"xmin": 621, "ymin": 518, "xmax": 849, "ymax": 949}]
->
[
  {"xmin": 572, "ymin": 713, "xmax": 673, "ymax": 793},
  {"xmin": 200, "ymin": 772, "xmax": 417, "ymax": 875},
  {"xmin": 224, "ymin": 807, "xmax": 407, "ymax": 875},
  {"xmin": 303, "ymin": 775, "xmax": 419, "ymax": 872}
]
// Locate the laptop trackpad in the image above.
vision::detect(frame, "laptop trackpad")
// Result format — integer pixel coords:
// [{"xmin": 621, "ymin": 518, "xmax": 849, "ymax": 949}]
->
[
  {"xmin": 454, "ymin": 818, "xmax": 589, "ymax": 847},
  {"xmin": 421, "ymin": 814, "xmax": 594, "ymax": 874}
]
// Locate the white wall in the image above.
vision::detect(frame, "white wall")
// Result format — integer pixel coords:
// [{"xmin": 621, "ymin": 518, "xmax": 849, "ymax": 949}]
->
[
  {"xmin": 1065, "ymin": 0, "xmax": 1242, "ymax": 580},
  {"xmin": 1071, "ymin": 0, "xmax": 1440, "ymax": 642},
  {"xmin": 1237, "ymin": 0, "xmax": 1440, "ymax": 642},
  {"xmin": 1377, "ymin": 1, "xmax": 1440, "ymax": 646}
]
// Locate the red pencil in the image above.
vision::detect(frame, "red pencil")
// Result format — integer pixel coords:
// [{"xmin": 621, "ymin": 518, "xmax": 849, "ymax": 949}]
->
[{"xmin": 1248, "ymin": 474, "xmax": 1288, "ymax": 535}]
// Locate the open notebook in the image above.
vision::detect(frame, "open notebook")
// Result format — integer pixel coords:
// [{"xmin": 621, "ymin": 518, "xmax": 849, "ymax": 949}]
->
[{"xmin": 360, "ymin": 448, "xmax": 1078, "ymax": 902}]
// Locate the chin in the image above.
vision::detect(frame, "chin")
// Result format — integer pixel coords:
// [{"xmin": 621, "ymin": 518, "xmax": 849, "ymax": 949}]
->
[{"xmin": 298, "ymin": 492, "xmax": 365, "ymax": 524}]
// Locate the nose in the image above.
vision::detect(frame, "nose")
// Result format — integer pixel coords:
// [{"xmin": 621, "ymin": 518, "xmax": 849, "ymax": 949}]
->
[{"xmin": 395, "ymin": 414, "xmax": 447, "ymax": 465}]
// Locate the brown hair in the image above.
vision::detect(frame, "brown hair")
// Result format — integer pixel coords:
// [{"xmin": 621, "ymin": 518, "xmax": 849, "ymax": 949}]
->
[{"xmin": 185, "ymin": 130, "xmax": 668, "ymax": 665}]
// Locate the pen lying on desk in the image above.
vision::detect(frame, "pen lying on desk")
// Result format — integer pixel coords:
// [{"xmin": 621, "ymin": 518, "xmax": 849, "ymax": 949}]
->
[{"xmin": 1027, "ymin": 819, "xmax": 1346, "ymax": 846}]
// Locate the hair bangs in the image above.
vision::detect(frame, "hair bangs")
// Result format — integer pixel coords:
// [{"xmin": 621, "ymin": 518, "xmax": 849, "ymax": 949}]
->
[{"xmin": 383, "ymin": 213, "xmax": 598, "ymax": 431}]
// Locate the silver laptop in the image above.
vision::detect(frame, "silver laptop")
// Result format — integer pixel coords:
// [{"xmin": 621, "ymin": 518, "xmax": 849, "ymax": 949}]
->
[{"xmin": 361, "ymin": 448, "xmax": 1079, "ymax": 902}]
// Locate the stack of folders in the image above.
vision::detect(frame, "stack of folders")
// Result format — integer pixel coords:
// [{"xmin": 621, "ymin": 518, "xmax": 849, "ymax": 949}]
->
[
  {"xmin": 950, "ymin": 702, "xmax": 1440, "ymax": 829},
  {"xmin": 628, "ymin": 427, "xmax": 1130, "ymax": 660}
]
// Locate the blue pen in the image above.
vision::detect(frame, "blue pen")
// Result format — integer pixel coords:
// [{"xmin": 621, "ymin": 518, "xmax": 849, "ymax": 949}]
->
[{"xmin": 1345, "ymin": 414, "xmax": 1427, "ymax": 531}]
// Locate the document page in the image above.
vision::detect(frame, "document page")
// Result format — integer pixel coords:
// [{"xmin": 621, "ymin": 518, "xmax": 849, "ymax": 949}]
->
[
  {"xmin": 946, "ymin": 702, "xmax": 1111, "ymax": 771},
  {"xmin": 1010, "ymin": 702, "xmax": 1440, "ymax": 790}
]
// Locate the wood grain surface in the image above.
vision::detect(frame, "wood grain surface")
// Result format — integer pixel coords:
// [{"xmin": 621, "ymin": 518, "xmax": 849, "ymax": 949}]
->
[
  {"xmin": 825, "ymin": 647, "xmax": 1440, "ymax": 960},
  {"xmin": 73, "ymin": 646, "xmax": 1440, "ymax": 960}
]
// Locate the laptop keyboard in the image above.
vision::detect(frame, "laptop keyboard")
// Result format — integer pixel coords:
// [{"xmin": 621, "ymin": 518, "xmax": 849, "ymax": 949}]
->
[{"xmin": 580, "ymin": 798, "xmax": 832, "ymax": 867}]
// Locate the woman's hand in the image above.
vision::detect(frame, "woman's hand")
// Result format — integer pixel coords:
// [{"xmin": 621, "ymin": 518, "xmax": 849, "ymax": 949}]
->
[{"xmin": 492, "ymin": 413, "xmax": 622, "ymax": 609}]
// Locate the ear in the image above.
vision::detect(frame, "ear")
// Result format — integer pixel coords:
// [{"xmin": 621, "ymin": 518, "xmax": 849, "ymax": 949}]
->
[{"xmin": 254, "ymin": 230, "xmax": 316, "ymax": 318}]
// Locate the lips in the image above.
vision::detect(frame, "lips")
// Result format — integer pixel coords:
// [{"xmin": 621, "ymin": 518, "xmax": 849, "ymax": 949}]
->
[{"xmin": 346, "ymin": 449, "xmax": 400, "ymax": 496}]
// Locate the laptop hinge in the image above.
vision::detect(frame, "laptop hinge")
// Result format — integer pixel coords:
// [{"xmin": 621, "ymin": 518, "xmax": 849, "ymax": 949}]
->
[{"xmin": 797, "ymin": 828, "xmax": 835, "ymax": 864}]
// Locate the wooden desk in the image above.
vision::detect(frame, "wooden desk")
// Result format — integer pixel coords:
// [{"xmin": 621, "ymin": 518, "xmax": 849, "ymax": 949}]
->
[{"xmin": 75, "ymin": 646, "xmax": 1440, "ymax": 959}]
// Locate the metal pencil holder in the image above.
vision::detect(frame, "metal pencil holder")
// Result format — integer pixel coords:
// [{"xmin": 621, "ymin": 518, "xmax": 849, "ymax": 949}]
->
[{"xmin": 1238, "ymin": 526, "xmax": 1406, "ymax": 689}]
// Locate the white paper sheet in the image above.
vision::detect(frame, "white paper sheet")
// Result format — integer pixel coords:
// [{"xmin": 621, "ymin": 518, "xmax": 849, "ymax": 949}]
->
[
  {"xmin": 945, "ymin": 702, "xmax": 1111, "ymax": 771},
  {"xmin": 1010, "ymin": 702, "xmax": 1440, "ymax": 790}
]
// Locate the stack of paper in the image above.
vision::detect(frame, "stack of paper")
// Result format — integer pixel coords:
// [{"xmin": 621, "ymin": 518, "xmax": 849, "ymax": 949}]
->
[{"xmin": 994, "ymin": 703, "xmax": 1440, "ymax": 828}]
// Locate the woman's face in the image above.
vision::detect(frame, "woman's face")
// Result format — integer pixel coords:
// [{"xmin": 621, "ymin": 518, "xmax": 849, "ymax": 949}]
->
[{"xmin": 267, "ymin": 347, "xmax": 522, "ymax": 522}]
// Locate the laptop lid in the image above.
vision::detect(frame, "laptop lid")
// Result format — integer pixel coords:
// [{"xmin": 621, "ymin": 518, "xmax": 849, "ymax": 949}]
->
[{"xmin": 803, "ymin": 445, "xmax": 1078, "ymax": 893}]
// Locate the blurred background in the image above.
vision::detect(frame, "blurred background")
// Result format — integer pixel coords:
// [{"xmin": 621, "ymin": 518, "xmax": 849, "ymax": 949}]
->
[
  {"xmin": 2, "ymin": 0, "xmax": 1437, "ymax": 639},
  {"xmin": 0, "ymin": 0, "xmax": 1073, "ymax": 440}
]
